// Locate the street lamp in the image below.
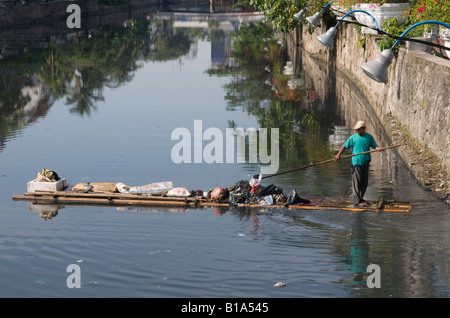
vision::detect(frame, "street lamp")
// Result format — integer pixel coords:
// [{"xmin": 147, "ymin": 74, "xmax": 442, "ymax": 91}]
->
[
  {"xmin": 361, "ymin": 20, "xmax": 450, "ymax": 84},
  {"xmin": 294, "ymin": 2, "xmax": 309, "ymax": 22},
  {"xmin": 317, "ymin": 10, "xmax": 380, "ymax": 49},
  {"xmin": 305, "ymin": 1, "xmax": 335, "ymax": 28}
]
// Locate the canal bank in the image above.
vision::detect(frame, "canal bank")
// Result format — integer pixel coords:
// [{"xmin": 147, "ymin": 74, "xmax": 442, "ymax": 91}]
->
[{"xmin": 285, "ymin": 21, "xmax": 450, "ymax": 205}]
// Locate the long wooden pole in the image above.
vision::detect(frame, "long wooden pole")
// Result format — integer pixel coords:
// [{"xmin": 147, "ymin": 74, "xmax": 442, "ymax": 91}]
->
[{"xmin": 262, "ymin": 144, "xmax": 401, "ymax": 179}]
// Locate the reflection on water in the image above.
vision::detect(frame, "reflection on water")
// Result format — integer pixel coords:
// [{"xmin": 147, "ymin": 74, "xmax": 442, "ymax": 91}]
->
[
  {"xmin": 0, "ymin": 8, "xmax": 449, "ymax": 298},
  {"xmin": 0, "ymin": 12, "xmax": 259, "ymax": 151}
]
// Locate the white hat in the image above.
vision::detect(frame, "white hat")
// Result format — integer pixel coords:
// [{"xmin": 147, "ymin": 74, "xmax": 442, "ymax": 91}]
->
[{"xmin": 353, "ymin": 121, "xmax": 366, "ymax": 130}]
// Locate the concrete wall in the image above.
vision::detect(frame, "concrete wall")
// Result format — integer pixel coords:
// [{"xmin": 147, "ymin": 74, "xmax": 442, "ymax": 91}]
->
[{"xmin": 288, "ymin": 22, "xmax": 450, "ymax": 180}]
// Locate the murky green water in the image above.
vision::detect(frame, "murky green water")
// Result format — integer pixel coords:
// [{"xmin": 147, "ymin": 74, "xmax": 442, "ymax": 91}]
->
[{"xmin": 1, "ymin": 10, "xmax": 449, "ymax": 299}]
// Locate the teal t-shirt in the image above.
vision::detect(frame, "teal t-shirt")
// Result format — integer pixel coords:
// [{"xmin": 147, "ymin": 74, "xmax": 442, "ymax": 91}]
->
[{"xmin": 343, "ymin": 133, "xmax": 378, "ymax": 166}]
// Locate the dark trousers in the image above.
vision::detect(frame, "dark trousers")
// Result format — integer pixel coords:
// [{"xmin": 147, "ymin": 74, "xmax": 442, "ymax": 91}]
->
[{"xmin": 351, "ymin": 163, "xmax": 369, "ymax": 205}]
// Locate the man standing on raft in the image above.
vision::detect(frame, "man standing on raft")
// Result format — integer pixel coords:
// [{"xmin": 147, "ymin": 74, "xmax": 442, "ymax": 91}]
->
[{"xmin": 334, "ymin": 121, "xmax": 382, "ymax": 207}]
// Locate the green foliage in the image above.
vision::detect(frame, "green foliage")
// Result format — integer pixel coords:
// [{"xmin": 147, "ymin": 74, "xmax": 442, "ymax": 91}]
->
[
  {"xmin": 357, "ymin": 36, "xmax": 366, "ymax": 49},
  {"xmin": 242, "ymin": 0, "xmax": 340, "ymax": 32},
  {"xmin": 376, "ymin": 35, "xmax": 397, "ymax": 51},
  {"xmin": 383, "ymin": 16, "xmax": 403, "ymax": 35},
  {"xmin": 242, "ymin": 0, "xmax": 308, "ymax": 32},
  {"xmin": 404, "ymin": 0, "xmax": 449, "ymax": 35},
  {"xmin": 377, "ymin": 3, "xmax": 449, "ymax": 53},
  {"xmin": 333, "ymin": 0, "xmax": 410, "ymax": 11},
  {"xmin": 377, "ymin": 17, "xmax": 401, "ymax": 51},
  {"xmin": 379, "ymin": 1, "xmax": 449, "ymax": 38},
  {"xmin": 306, "ymin": 0, "xmax": 335, "ymax": 15}
]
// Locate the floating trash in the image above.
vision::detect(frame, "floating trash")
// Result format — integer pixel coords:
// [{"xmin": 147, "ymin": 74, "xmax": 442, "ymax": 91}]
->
[
  {"xmin": 36, "ymin": 279, "xmax": 52, "ymax": 286},
  {"xmin": 273, "ymin": 282, "xmax": 287, "ymax": 288}
]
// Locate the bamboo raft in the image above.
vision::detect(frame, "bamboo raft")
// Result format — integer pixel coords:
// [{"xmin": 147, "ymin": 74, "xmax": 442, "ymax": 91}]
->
[
  {"xmin": 12, "ymin": 190, "xmax": 412, "ymax": 213},
  {"xmin": 16, "ymin": 146, "xmax": 411, "ymax": 213}
]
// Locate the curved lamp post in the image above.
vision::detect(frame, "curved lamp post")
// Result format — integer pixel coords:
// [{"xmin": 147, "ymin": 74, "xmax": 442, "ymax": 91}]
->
[
  {"xmin": 317, "ymin": 10, "xmax": 380, "ymax": 49},
  {"xmin": 294, "ymin": 3, "xmax": 309, "ymax": 22},
  {"xmin": 361, "ymin": 20, "xmax": 450, "ymax": 84},
  {"xmin": 305, "ymin": 1, "xmax": 335, "ymax": 28}
]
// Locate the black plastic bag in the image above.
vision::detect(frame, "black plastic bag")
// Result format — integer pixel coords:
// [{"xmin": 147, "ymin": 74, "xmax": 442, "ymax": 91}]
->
[
  {"xmin": 229, "ymin": 192, "xmax": 246, "ymax": 205},
  {"xmin": 233, "ymin": 180, "xmax": 251, "ymax": 192},
  {"xmin": 286, "ymin": 189, "xmax": 310, "ymax": 204},
  {"xmin": 259, "ymin": 184, "xmax": 283, "ymax": 196}
]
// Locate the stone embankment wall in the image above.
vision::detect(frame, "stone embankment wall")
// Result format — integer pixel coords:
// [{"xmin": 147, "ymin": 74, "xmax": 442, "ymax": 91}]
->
[{"xmin": 287, "ymin": 22, "xmax": 450, "ymax": 202}]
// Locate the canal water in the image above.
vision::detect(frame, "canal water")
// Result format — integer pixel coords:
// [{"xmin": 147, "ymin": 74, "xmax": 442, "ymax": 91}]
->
[{"xmin": 1, "ymin": 12, "xmax": 449, "ymax": 299}]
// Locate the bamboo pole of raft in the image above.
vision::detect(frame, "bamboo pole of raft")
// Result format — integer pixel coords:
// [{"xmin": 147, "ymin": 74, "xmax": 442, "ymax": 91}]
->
[
  {"xmin": 12, "ymin": 194, "xmax": 199, "ymax": 207},
  {"xmin": 25, "ymin": 190, "xmax": 203, "ymax": 202},
  {"xmin": 11, "ymin": 195, "xmax": 411, "ymax": 212},
  {"xmin": 262, "ymin": 144, "xmax": 402, "ymax": 179}
]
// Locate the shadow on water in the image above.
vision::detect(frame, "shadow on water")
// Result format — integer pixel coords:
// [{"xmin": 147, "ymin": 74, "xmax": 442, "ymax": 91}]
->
[{"xmin": 0, "ymin": 7, "xmax": 449, "ymax": 298}]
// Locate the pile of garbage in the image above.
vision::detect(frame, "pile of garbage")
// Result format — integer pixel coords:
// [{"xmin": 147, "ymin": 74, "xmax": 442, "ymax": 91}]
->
[
  {"xmin": 160, "ymin": 174, "xmax": 310, "ymax": 207},
  {"xmin": 208, "ymin": 174, "xmax": 310, "ymax": 206}
]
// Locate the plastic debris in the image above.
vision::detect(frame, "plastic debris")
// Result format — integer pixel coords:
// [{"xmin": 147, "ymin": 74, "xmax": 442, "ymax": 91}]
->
[
  {"xmin": 249, "ymin": 174, "xmax": 262, "ymax": 191},
  {"xmin": 117, "ymin": 182, "xmax": 173, "ymax": 195},
  {"xmin": 210, "ymin": 187, "xmax": 228, "ymax": 201},
  {"xmin": 36, "ymin": 279, "xmax": 52, "ymax": 285},
  {"xmin": 166, "ymin": 187, "xmax": 191, "ymax": 197},
  {"xmin": 273, "ymin": 282, "xmax": 287, "ymax": 288},
  {"xmin": 264, "ymin": 195, "xmax": 273, "ymax": 205}
]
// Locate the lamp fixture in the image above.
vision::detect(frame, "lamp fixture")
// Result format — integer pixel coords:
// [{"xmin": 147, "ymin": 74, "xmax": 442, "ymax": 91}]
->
[
  {"xmin": 317, "ymin": 10, "xmax": 380, "ymax": 49},
  {"xmin": 361, "ymin": 20, "xmax": 450, "ymax": 84},
  {"xmin": 305, "ymin": 1, "xmax": 335, "ymax": 28},
  {"xmin": 294, "ymin": 2, "xmax": 310, "ymax": 22}
]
